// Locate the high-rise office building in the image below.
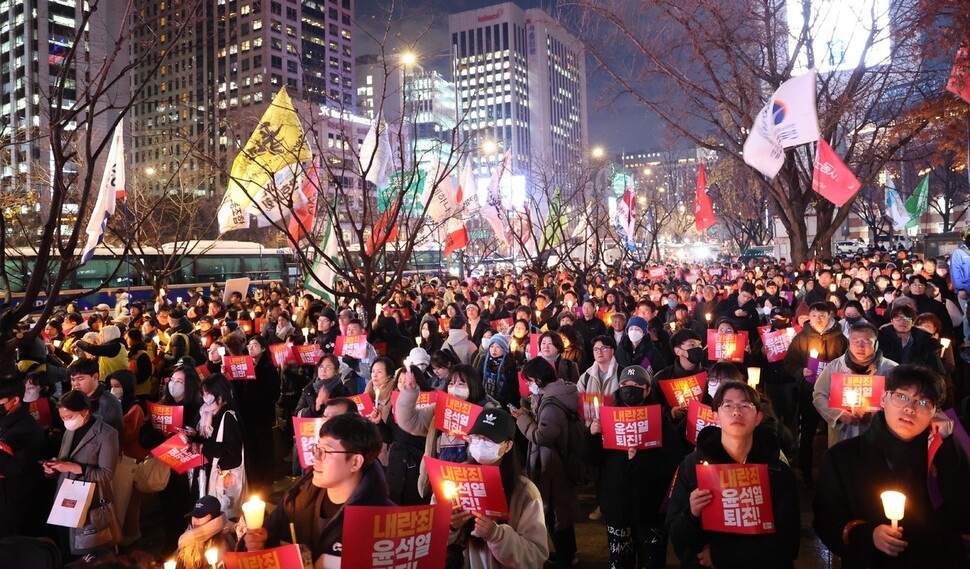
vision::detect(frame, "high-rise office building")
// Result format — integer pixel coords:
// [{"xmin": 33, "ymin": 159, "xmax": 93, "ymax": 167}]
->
[{"xmin": 448, "ymin": 2, "xmax": 588, "ymax": 191}]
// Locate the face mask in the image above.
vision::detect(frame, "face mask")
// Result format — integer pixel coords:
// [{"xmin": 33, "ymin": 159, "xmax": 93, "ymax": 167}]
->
[
  {"xmin": 468, "ymin": 438, "xmax": 504, "ymax": 465},
  {"xmin": 707, "ymin": 380, "xmax": 720, "ymax": 398},
  {"xmin": 528, "ymin": 382, "xmax": 540, "ymax": 396},
  {"xmin": 845, "ymin": 316, "xmax": 862, "ymax": 325},
  {"xmin": 168, "ymin": 382, "xmax": 185, "ymax": 399},
  {"xmin": 421, "ymin": 329, "xmax": 430, "ymax": 339},
  {"xmin": 110, "ymin": 387, "xmax": 124, "ymax": 400},
  {"xmin": 628, "ymin": 329, "xmax": 644, "ymax": 344},
  {"xmin": 686, "ymin": 347, "xmax": 706, "ymax": 364},
  {"xmin": 23, "ymin": 387, "xmax": 40, "ymax": 403},
  {"xmin": 203, "ymin": 393, "xmax": 216, "ymax": 405},
  {"xmin": 667, "ymin": 300, "xmax": 677, "ymax": 309},
  {"xmin": 481, "ymin": 338, "xmax": 491, "ymax": 349},
  {"xmin": 448, "ymin": 385, "xmax": 470, "ymax": 400},
  {"xmin": 616, "ymin": 385, "xmax": 645, "ymax": 407},
  {"xmin": 63, "ymin": 416, "xmax": 85, "ymax": 431},
  {"xmin": 771, "ymin": 319, "xmax": 789, "ymax": 331}
]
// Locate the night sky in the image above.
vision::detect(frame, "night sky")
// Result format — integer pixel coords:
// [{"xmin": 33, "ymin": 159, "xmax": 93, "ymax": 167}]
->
[{"xmin": 354, "ymin": 0, "xmax": 662, "ymax": 156}]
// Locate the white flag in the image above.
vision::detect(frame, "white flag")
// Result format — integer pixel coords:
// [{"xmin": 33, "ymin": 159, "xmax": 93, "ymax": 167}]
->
[
  {"xmin": 884, "ymin": 176, "xmax": 909, "ymax": 231},
  {"xmin": 743, "ymin": 70, "xmax": 820, "ymax": 179},
  {"xmin": 615, "ymin": 183, "xmax": 636, "ymax": 240},
  {"xmin": 423, "ymin": 158, "xmax": 459, "ymax": 223},
  {"xmin": 481, "ymin": 150, "xmax": 512, "ymax": 244},
  {"xmin": 81, "ymin": 120, "xmax": 125, "ymax": 263},
  {"xmin": 304, "ymin": 216, "xmax": 339, "ymax": 305},
  {"xmin": 359, "ymin": 115, "xmax": 392, "ymax": 189}
]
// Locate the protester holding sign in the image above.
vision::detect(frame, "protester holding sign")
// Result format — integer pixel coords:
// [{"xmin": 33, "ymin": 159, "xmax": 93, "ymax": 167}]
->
[
  {"xmin": 511, "ymin": 357, "xmax": 581, "ymax": 568},
  {"xmin": 195, "ymin": 374, "xmax": 246, "ymax": 519},
  {"xmin": 784, "ymin": 302, "xmax": 848, "ymax": 486},
  {"xmin": 446, "ymin": 409, "xmax": 549, "ymax": 568},
  {"xmin": 241, "ymin": 413, "xmax": 392, "ymax": 566},
  {"xmin": 813, "ymin": 322, "xmax": 897, "ymax": 447},
  {"xmin": 666, "ymin": 381, "xmax": 800, "ymax": 569},
  {"xmin": 579, "ymin": 365, "xmax": 686, "ymax": 569},
  {"xmin": 813, "ymin": 364, "xmax": 970, "ymax": 567}
]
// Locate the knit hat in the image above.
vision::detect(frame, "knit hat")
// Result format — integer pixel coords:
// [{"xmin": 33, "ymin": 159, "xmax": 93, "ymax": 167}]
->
[
  {"xmin": 468, "ymin": 408, "xmax": 517, "ymax": 442},
  {"xmin": 627, "ymin": 316, "xmax": 649, "ymax": 332},
  {"xmin": 619, "ymin": 365, "xmax": 651, "ymax": 386},
  {"xmin": 101, "ymin": 325, "xmax": 121, "ymax": 343},
  {"xmin": 404, "ymin": 347, "xmax": 431, "ymax": 370},
  {"xmin": 484, "ymin": 334, "xmax": 510, "ymax": 353}
]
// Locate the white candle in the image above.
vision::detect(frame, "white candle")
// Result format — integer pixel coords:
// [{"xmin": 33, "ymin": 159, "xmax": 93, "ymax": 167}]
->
[
  {"xmin": 593, "ymin": 396, "xmax": 600, "ymax": 420},
  {"xmin": 241, "ymin": 495, "xmax": 266, "ymax": 529},
  {"xmin": 941, "ymin": 337, "xmax": 951, "ymax": 356},
  {"xmin": 375, "ymin": 386, "xmax": 381, "ymax": 408},
  {"xmin": 705, "ymin": 313, "xmax": 712, "ymax": 322},
  {"xmin": 747, "ymin": 367, "xmax": 761, "ymax": 388},
  {"xmin": 177, "ymin": 296, "xmax": 183, "ymax": 303},
  {"xmin": 204, "ymin": 547, "xmax": 219, "ymax": 567},
  {"xmin": 217, "ymin": 346, "xmax": 226, "ymax": 357},
  {"xmin": 164, "ymin": 561, "xmax": 176, "ymax": 569},
  {"xmin": 302, "ymin": 327, "xmax": 309, "ymax": 338},
  {"xmin": 809, "ymin": 349, "xmax": 819, "ymax": 360},
  {"xmin": 844, "ymin": 388, "xmax": 859, "ymax": 413},
  {"xmin": 53, "ymin": 339, "xmax": 61, "ymax": 348},
  {"xmin": 880, "ymin": 491, "xmax": 906, "ymax": 530}
]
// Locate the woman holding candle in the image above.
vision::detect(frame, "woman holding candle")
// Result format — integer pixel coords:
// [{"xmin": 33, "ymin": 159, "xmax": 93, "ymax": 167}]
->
[
  {"xmin": 666, "ymin": 381, "xmax": 800, "ymax": 569},
  {"xmin": 813, "ymin": 364, "xmax": 970, "ymax": 567},
  {"xmin": 171, "ymin": 495, "xmax": 238, "ymax": 569},
  {"xmin": 446, "ymin": 408, "xmax": 549, "ymax": 569},
  {"xmin": 579, "ymin": 365, "xmax": 687, "ymax": 569}
]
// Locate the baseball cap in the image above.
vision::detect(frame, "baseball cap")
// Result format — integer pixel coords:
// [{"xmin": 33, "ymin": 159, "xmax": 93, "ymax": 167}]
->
[
  {"xmin": 619, "ymin": 365, "xmax": 651, "ymax": 386},
  {"xmin": 186, "ymin": 495, "xmax": 222, "ymax": 519},
  {"xmin": 468, "ymin": 408, "xmax": 517, "ymax": 443}
]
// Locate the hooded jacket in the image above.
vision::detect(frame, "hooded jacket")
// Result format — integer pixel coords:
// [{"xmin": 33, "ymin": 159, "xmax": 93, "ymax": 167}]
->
[
  {"xmin": 442, "ymin": 329, "xmax": 477, "ymax": 366},
  {"xmin": 258, "ymin": 462, "xmax": 394, "ymax": 567},
  {"xmin": 783, "ymin": 319, "xmax": 848, "ymax": 379},
  {"xmin": 666, "ymin": 425, "xmax": 800, "ymax": 569},
  {"xmin": 813, "ymin": 412, "xmax": 970, "ymax": 569}
]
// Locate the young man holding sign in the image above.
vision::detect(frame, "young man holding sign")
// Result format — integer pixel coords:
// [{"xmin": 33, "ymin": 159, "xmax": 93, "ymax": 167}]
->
[
  {"xmin": 241, "ymin": 413, "xmax": 391, "ymax": 566},
  {"xmin": 666, "ymin": 381, "xmax": 800, "ymax": 569}
]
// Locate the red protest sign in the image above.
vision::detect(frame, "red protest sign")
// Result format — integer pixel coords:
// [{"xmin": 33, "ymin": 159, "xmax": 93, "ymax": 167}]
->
[
  {"xmin": 433, "ymin": 392, "xmax": 483, "ymax": 437},
  {"xmin": 348, "ymin": 393, "xmax": 375, "ymax": 416},
  {"xmin": 490, "ymin": 318, "xmax": 513, "ymax": 333},
  {"xmin": 28, "ymin": 398, "xmax": 53, "ymax": 429},
  {"xmin": 151, "ymin": 432, "xmax": 204, "ymax": 474},
  {"xmin": 601, "ymin": 405, "xmax": 663, "ymax": 450},
  {"xmin": 373, "ymin": 341, "xmax": 388, "ymax": 356},
  {"xmin": 686, "ymin": 400, "xmax": 718, "ymax": 446},
  {"xmin": 224, "ymin": 355, "xmax": 257, "ymax": 380},
  {"xmin": 649, "ymin": 266, "xmax": 666, "ymax": 279},
  {"xmin": 578, "ymin": 392, "xmax": 613, "ymax": 422},
  {"xmin": 517, "ymin": 371, "xmax": 529, "ymax": 401},
  {"xmin": 759, "ymin": 328, "xmax": 796, "ymax": 363},
  {"xmin": 334, "ymin": 335, "xmax": 367, "ymax": 359},
  {"xmin": 696, "ymin": 463, "xmax": 775, "ymax": 534},
  {"xmin": 292, "ymin": 417, "xmax": 325, "ymax": 470},
  {"xmin": 269, "ymin": 343, "xmax": 297, "ymax": 367},
  {"xmin": 829, "ymin": 374, "xmax": 885, "ymax": 412},
  {"xmin": 294, "ymin": 343, "xmax": 322, "ymax": 365},
  {"xmin": 254, "ymin": 317, "xmax": 267, "ymax": 334},
  {"xmin": 438, "ymin": 317, "xmax": 451, "ymax": 332},
  {"xmin": 706, "ymin": 330, "xmax": 748, "ymax": 363},
  {"xmin": 342, "ymin": 503, "xmax": 450, "ymax": 569},
  {"xmin": 528, "ymin": 333, "xmax": 541, "ymax": 359},
  {"xmin": 424, "ymin": 456, "xmax": 509, "ymax": 519},
  {"xmin": 224, "ymin": 544, "xmax": 304, "ymax": 569},
  {"xmin": 237, "ymin": 320, "xmax": 254, "ymax": 336},
  {"xmin": 147, "ymin": 401, "xmax": 184, "ymax": 435},
  {"xmin": 196, "ymin": 364, "xmax": 211, "ymax": 379},
  {"xmin": 657, "ymin": 373, "xmax": 706, "ymax": 408},
  {"xmin": 391, "ymin": 390, "xmax": 437, "ymax": 410}
]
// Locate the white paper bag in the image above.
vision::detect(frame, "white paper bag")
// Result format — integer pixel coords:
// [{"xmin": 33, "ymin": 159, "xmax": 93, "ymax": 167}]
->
[{"xmin": 47, "ymin": 479, "xmax": 96, "ymax": 528}]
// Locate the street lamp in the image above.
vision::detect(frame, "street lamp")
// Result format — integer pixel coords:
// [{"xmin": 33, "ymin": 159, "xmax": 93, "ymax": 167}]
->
[
  {"xmin": 400, "ymin": 52, "xmax": 417, "ymax": 67},
  {"xmin": 482, "ymin": 140, "xmax": 498, "ymax": 156},
  {"xmin": 591, "ymin": 146, "xmax": 605, "ymax": 159}
]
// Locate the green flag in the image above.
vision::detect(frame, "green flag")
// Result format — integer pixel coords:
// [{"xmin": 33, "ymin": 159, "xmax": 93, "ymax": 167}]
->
[
  {"xmin": 540, "ymin": 188, "xmax": 567, "ymax": 250},
  {"xmin": 378, "ymin": 170, "xmax": 426, "ymax": 212},
  {"xmin": 904, "ymin": 175, "xmax": 929, "ymax": 229},
  {"xmin": 304, "ymin": 216, "xmax": 338, "ymax": 305}
]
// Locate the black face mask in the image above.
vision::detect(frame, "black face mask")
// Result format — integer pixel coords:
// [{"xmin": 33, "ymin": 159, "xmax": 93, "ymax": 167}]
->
[
  {"xmin": 616, "ymin": 385, "xmax": 646, "ymax": 407},
  {"xmin": 845, "ymin": 316, "xmax": 862, "ymax": 325},
  {"xmin": 771, "ymin": 319, "xmax": 789, "ymax": 331},
  {"xmin": 686, "ymin": 347, "xmax": 706, "ymax": 364}
]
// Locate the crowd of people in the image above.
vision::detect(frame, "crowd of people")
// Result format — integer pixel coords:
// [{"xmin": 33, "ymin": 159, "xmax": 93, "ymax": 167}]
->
[{"xmin": 3, "ymin": 231, "xmax": 970, "ymax": 568}]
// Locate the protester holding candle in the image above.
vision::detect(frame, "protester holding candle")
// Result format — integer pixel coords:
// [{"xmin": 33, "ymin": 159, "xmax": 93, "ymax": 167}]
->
[
  {"xmin": 783, "ymin": 302, "xmax": 848, "ymax": 486},
  {"xmin": 446, "ymin": 409, "xmax": 549, "ymax": 568},
  {"xmin": 666, "ymin": 381, "xmax": 800, "ymax": 568},
  {"xmin": 173, "ymin": 495, "xmax": 237, "ymax": 569},
  {"xmin": 579, "ymin": 365, "xmax": 686, "ymax": 569},
  {"xmin": 813, "ymin": 322, "xmax": 897, "ymax": 447},
  {"xmin": 813, "ymin": 364, "xmax": 970, "ymax": 567},
  {"xmin": 877, "ymin": 303, "xmax": 946, "ymax": 376},
  {"xmin": 914, "ymin": 313, "xmax": 957, "ymax": 400}
]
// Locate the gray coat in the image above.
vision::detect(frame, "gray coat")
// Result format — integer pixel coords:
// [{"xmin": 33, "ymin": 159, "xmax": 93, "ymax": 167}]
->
[{"xmin": 56, "ymin": 416, "xmax": 120, "ymax": 544}]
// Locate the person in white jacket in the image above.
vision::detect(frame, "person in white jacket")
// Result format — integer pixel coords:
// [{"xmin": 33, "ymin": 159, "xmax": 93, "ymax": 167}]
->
[
  {"xmin": 577, "ymin": 335, "xmax": 620, "ymax": 401},
  {"xmin": 446, "ymin": 408, "xmax": 549, "ymax": 569},
  {"xmin": 813, "ymin": 322, "xmax": 897, "ymax": 447}
]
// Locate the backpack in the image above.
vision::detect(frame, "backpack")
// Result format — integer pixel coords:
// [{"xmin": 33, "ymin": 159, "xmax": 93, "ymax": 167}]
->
[{"xmin": 538, "ymin": 396, "xmax": 589, "ymax": 487}]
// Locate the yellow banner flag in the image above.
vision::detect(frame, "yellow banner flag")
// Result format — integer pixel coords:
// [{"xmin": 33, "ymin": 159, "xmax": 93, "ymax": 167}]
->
[{"xmin": 218, "ymin": 87, "xmax": 312, "ymax": 233}]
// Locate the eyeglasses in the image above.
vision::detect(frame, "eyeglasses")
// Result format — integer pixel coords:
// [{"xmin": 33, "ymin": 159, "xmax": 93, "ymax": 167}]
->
[
  {"xmin": 719, "ymin": 402, "xmax": 757, "ymax": 413},
  {"xmin": 892, "ymin": 316, "xmax": 913, "ymax": 323},
  {"xmin": 592, "ymin": 346, "xmax": 613, "ymax": 353},
  {"xmin": 887, "ymin": 391, "xmax": 934, "ymax": 415},
  {"xmin": 310, "ymin": 443, "xmax": 356, "ymax": 460}
]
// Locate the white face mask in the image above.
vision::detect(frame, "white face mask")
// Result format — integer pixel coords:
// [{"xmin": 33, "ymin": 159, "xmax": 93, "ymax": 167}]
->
[
  {"xmin": 23, "ymin": 386, "xmax": 40, "ymax": 403},
  {"xmin": 448, "ymin": 385, "xmax": 470, "ymax": 400},
  {"xmin": 421, "ymin": 329, "xmax": 430, "ymax": 339},
  {"xmin": 110, "ymin": 387, "xmax": 124, "ymax": 400},
  {"xmin": 203, "ymin": 393, "xmax": 216, "ymax": 405},
  {"xmin": 707, "ymin": 380, "xmax": 720, "ymax": 398},
  {"xmin": 63, "ymin": 416, "xmax": 85, "ymax": 432},
  {"xmin": 529, "ymin": 382, "xmax": 540, "ymax": 396},
  {"xmin": 168, "ymin": 382, "xmax": 185, "ymax": 399},
  {"xmin": 628, "ymin": 329, "xmax": 644, "ymax": 344},
  {"xmin": 468, "ymin": 438, "xmax": 504, "ymax": 465}
]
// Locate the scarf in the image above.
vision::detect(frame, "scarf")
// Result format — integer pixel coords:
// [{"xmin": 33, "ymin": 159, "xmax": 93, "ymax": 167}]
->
[
  {"xmin": 198, "ymin": 402, "xmax": 219, "ymax": 438},
  {"xmin": 845, "ymin": 351, "xmax": 876, "ymax": 374},
  {"xmin": 177, "ymin": 513, "xmax": 228, "ymax": 549}
]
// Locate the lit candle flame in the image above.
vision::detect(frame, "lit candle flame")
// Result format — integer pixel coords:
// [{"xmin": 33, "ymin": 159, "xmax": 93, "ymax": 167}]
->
[
  {"xmin": 880, "ymin": 490, "xmax": 906, "ymax": 530},
  {"xmin": 809, "ymin": 349, "xmax": 819, "ymax": 359}
]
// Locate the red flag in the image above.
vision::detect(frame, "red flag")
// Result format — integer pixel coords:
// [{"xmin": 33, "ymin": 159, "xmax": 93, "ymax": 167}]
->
[
  {"xmin": 287, "ymin": 160, "xmax": 319, "ymax": 246},
  {"xmin": 443, "ymin": 218, "xmax": 468, "ymax": 256},
  {"xmin": 947, "ymin": 42, "xmax": 970, "ymax": 104},
  {"xmin": 812, "ymin": 137, "xmax": 860, "ymax": 207},
  {"xmin": 364, "ymin": 209, "xmax": 400, "ymax": 255},
  {"xmin": 694, "ymin": 164, "xmax": 716, "ymax": 231}
]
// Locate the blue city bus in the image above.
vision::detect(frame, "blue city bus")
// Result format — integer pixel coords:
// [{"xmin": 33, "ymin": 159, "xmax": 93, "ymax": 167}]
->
[{"xmin": 4, "ymin": 240, "xmax": 298, "ymax": 310}]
